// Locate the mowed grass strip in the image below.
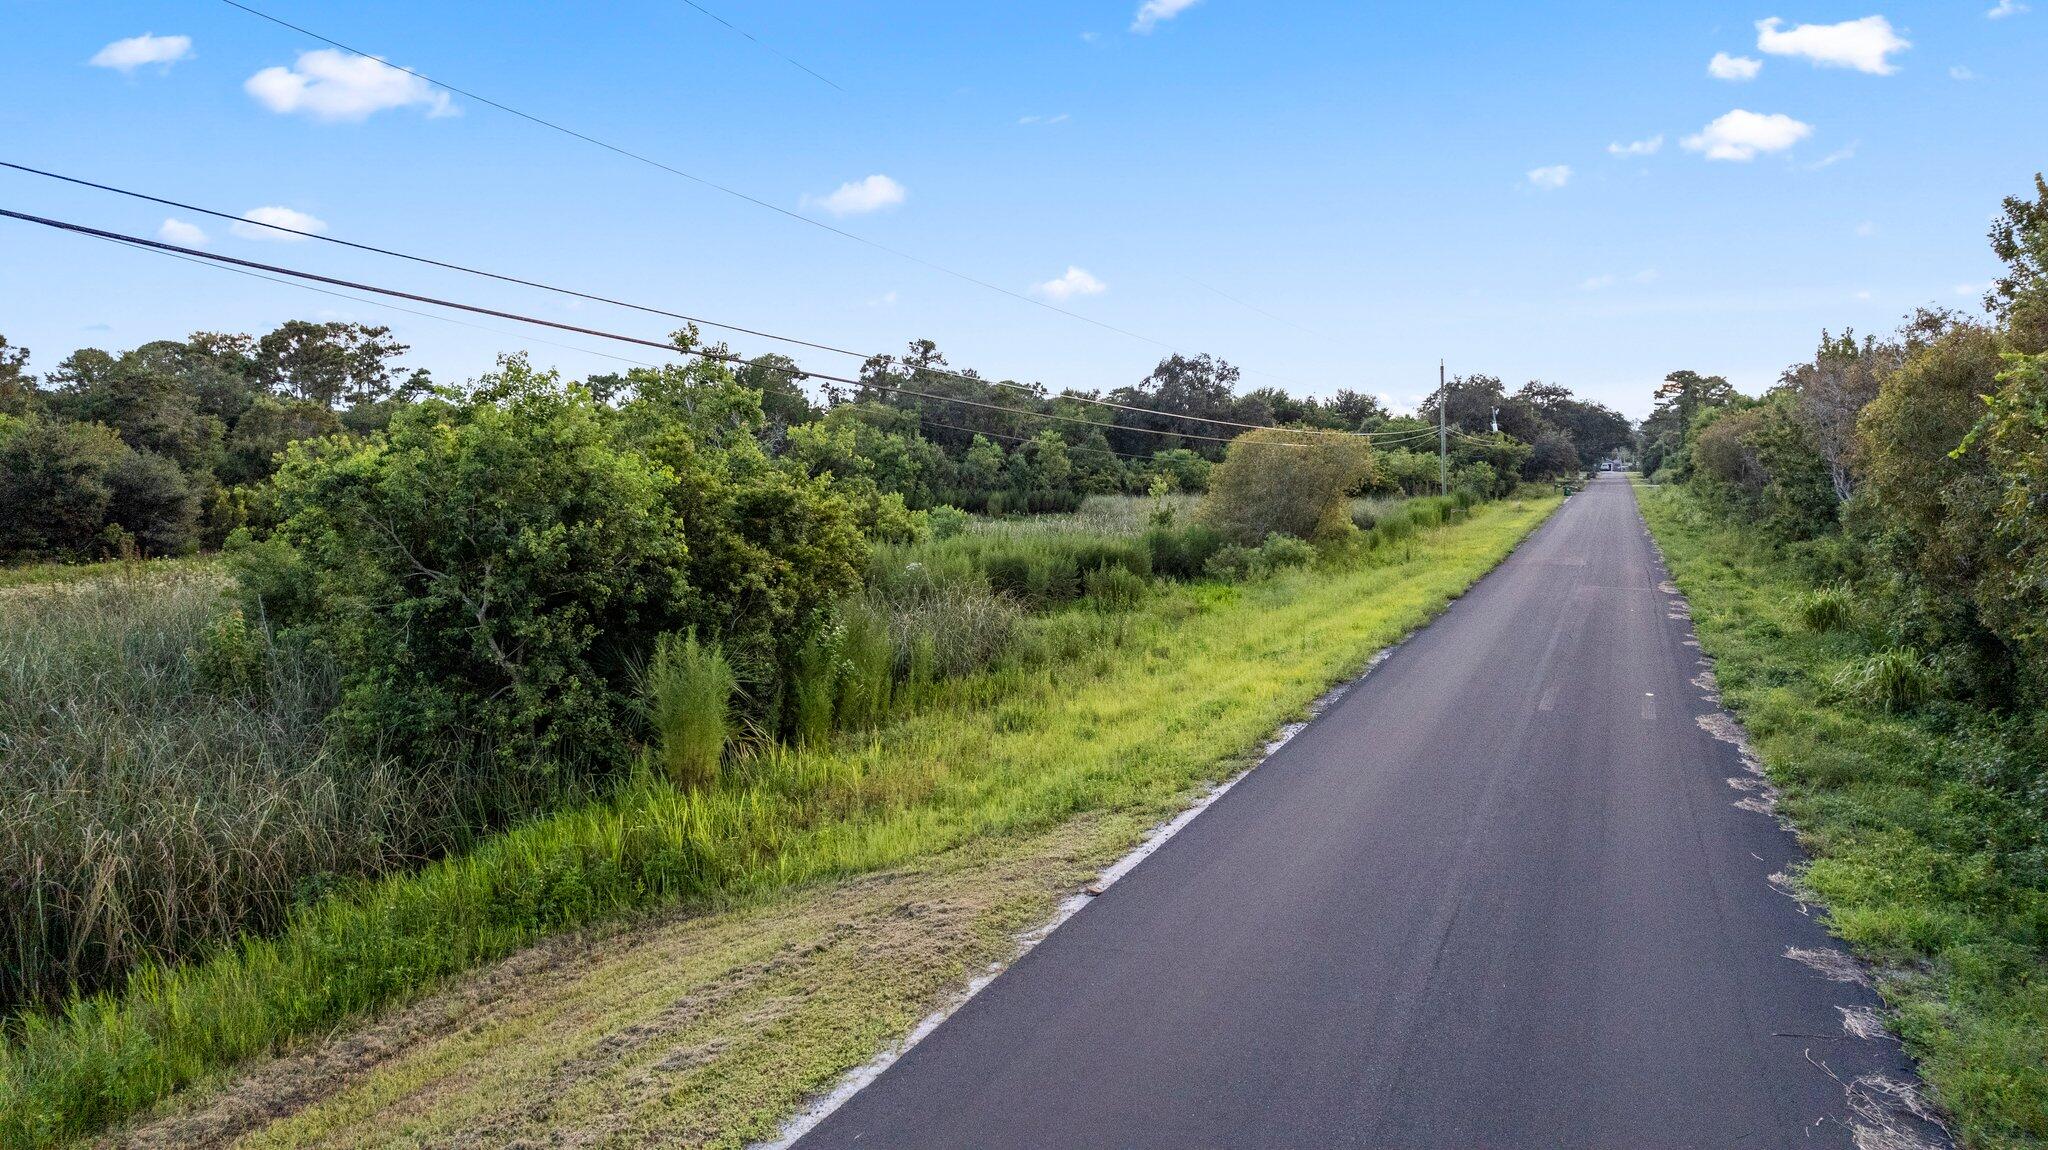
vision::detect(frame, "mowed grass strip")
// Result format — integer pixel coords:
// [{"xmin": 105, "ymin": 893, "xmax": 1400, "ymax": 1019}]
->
[
  {"xmin": 1637, "ymin": 484, "xmax": 2048, "ymax": 1150},
  {"xmin": 107, "ymin": 817, "xmax": 1135, "ymax": 1150},
  {"xmin": 3, "ymin": 496, "xmax": 1556, "ymax": 1150}
]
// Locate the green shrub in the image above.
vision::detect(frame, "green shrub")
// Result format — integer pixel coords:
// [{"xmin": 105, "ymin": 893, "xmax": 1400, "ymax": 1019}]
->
[
  {"xmin": 1256, "ymin": 533, "xmax": 1316, "ymax": 572},
  {"xmin": 982, "ymin": 552, "xmax": 1041, "ymax": 601},
  {"xmin": 1198, "ymin": 427, "xmax": 1376, "ymax": 545},
  {"xmin": 1069, "ymin": 539, "xmax": 1151, "ymax": 580},
  {"xmin": 643, "ymin": 632, "xmax": 737, "ymax": 791},
  {"xmin": 1795, "ymin": 585, "xmax": 1855, "ymax": 632},
  {"xmin": 1205, "ymin": 544, "xmax": 1257, "ymax": 581},
  {"xmin": 1371, "ymin": 514, "xmax": 1416, "ymax": 548},
  {"xmin": 927, "ymin": 505, "xmax": 970, "ymax": 540},
  {"xmin": 256, "ymin": 358, "xmax": 863, "ymax": 776},
  {"xmin": 1144, "ymin": 524, "xmax": 1226, "ymax": 580},
  {"xmin": 1835, "ymin": 648, "xmax": 1936, "ymax": 712},
  {"xmin": 191, "ymin": 607, "xmax": 268, "ymax": 702},
  {"xmin": 1083, "ymin": 566, "xmax": 1148, "ymax": 610},
  {"xmin": 1040, "ymin": 551, "xmax": 1082, "ymax": 603},
  {"xmin": 1205, "ymin": 533, "xmax": 1318, "ymax": 582},
  {"xmin": 1349, "ymin": 495, "xmax": 1411, "ymax": 532}
]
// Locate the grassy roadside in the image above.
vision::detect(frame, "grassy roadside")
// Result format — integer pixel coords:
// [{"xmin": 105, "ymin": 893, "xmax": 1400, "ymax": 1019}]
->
[
  {"xmin": 5, "ymin": 495, "xmax": 1559, "ymax": 1150},
  {"xmin": 104, "ymin": 817, "xmax": 1138, "ymax": 1150},
  {"xmin": 1636, "ymin": 483, "xmax": 2048, "ymax": 1150}
]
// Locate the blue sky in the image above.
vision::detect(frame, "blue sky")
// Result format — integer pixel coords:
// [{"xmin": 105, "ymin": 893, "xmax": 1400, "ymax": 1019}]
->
[{"xmin": 2, "ymin": 1, "xmax": 2042, "ymax": 418}]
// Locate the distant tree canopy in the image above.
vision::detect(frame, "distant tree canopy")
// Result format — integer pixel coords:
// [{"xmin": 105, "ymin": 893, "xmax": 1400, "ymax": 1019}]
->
[
  {"xmin": 0, "ymin": 320, "xmax": 419, "ymax": 562},
  {"xmin": 1, "ymin": 309, "xmax": 1627, "ymax": 566},
  {"xmin": 1415, "ymin": 373, "xmax": 1628, "ymax": 478}
]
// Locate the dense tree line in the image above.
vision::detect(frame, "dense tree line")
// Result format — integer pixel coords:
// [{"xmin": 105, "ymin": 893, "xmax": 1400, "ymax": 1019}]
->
[
  {"xmin": 1645, "ymin": 173, "xmax": 2048, "ymax": 708},
  {"xmin": 0, "ymin": 321, "xmax": 424, "ymax": 560},
  {"xmin": 1, "ymin": 318, "xmax": 1618, "ymax": 565}
]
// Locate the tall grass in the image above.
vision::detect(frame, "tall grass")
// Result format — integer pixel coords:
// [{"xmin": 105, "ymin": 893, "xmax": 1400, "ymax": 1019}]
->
[
  {"xmin": 0, "ymin": 496, "xmax": 1558, "ymax": 1148},
  {"xmin": 0, "ymin": 572, "xmax": 465, "ymax": 1012},
  {"xmin": 0, "ymin": 555, "xmax": 207, "ymax": 592},
  {"xmin": 787, "ymin": 633, "xmax": 839, "ymax": 748},
  {"xmin": 868, "ymin": 530, "xmax": 1153, "ymax": 611},
  {"xmin": 1794, "ymin": 584, "xmax": 1856, "ymax": 632},
  {"xmin": 964, "ymin": 493, "xmax": 1197, "ymax": 539},
  {"xmin": 876, "ymin": 584, "xmax": 1022, "ymax": 681},
  {"xmin": 833, "ymin": 602, "xmax": 895, "ymax": 730},
  {"xmin": 1833, "ymin": 647, "xmax": 1936, "ymax": 712},
  {"xmin": 644, "ymin": 632, "xmax": 738, "ymax": 790}
]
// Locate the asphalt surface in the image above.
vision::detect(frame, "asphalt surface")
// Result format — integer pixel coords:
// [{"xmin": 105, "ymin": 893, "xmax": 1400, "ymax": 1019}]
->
[{"xmin": 793, "ymin": 476, "xmax": 1947, "ymax": 1150}]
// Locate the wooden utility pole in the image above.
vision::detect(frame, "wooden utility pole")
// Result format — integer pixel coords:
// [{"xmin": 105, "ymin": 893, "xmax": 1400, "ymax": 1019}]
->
[{"xmin": 1437, "ymin": 359, "xmax": 1449, "ymax": 496}]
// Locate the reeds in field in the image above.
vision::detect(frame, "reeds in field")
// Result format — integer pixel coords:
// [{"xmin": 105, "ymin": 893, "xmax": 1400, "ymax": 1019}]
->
[
  {"xmin": 0, "ymin": 570, "xmax": 471, "ymax": 1011},
  {"xmin": 833, "ymin": 602, "xmax": 895, "ymax": 730},
  {"xmin": 643, "ymin": 632, "xmax": 738, "ymax": 791},
  {"xmin": 786, "ymin": 632, "xmax": 839, "ymax": 748}
]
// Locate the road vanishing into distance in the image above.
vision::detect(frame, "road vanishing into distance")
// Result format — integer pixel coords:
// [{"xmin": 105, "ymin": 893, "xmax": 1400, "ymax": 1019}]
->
[{"xmin": 791, "ymin": 476, "xmax": 1948, "ymax": 1150}]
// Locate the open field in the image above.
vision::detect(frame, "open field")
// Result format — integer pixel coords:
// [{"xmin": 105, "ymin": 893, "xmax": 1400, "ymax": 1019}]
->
[{"xmin": 17, "ymin": 494, "xmax": 1558, "ymax": 1149}]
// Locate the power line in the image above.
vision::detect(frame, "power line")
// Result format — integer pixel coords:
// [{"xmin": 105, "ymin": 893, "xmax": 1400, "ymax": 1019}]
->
[
  {"xmin": 5, "ymin": 206, "xmax": 1337, "ymax": 452},
  {"xmin": 2, "ymin": 160, "xmax": 1393, "ymax": 443},
  {"xmin": 214, "ymin": 0, "xmax": 1181, "ymax": 354},
  {"xmin": 107, "ymin": 239, "xmax": 666, "ymax": 371},
  {"xmin": 678, "ymin": 0, "xmax": 843, "ymax": 92},
  {"xmin": 1180, "ymin": 273, "xmax": 1331, "ymax": 342}
]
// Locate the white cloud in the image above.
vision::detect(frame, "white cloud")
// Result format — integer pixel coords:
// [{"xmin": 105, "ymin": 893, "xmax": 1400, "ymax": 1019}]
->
[
  {"xmin": 229, "ymin": 206, "xmax": 328, "ymax": 242},
  {"xmin": 1018, "ymin": 113, "xmax": 1071, "ymax": 126},
  {"xmin": 1755, "ymin": 16, "xmax": 1910, "ymax": 75},
  {"xmin": 1033, "ymin": 266, "xmax": 1107, "ymax": 300},
  {"xmin": 1682, "ymin": 109, "xmax": 1813, "ymax": 161},
  {"xmin": 1806, "ymin": 142, "xmax": 1858, "ymax": 170},
  {"xmin": 157, "ymin": 218, "xmax": 208, "ymax": 247},
  {"xmin": 869, "ymin": 290, "xmax": 899, "ymax": 308},
  {"xmin": 1954, "ymin": 282, "xmax": 1985, "ymax": 296},
  {"xmin": 1855, "ymin": 220, "xmax": 1877, "ymax": 237},
  {"xmin": 89, "ymin": 33, "xmax": 192, "ymax": 72},
  {"xmin": 1950, "ymin": 65, "xmax": 1977, "ymax": 80},
  {"xmin": 1527, "ymin": 164, "xmax": 1572, "ymax": 190},
  {"xmin": 1607, "ymin": 135, "xmax": 1663, "ymax": 157},
  {"xmin": 1131, "ymin": 0, "xmax": 1200, "ymax": 33},
  {"xmin": 1855, "ymin": 289, "xmax": 1874, "ymax": 300},
  {"xmin": 1708, "ymin": 52, "xmax": 1763, "ymax": 81},
  {"xmin": 1987, "ymin": 0, "xmax": 2029, "ymax": 17},
  {"xmin": 804, "ymin": 174, "xmax": 907, "ymax": 216},
  {"xmin": 246, "ymin": 49, "xmax": 454, "ymax": 121}
]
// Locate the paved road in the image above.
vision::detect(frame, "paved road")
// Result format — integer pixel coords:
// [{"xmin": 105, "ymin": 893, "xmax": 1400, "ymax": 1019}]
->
[{"xmin": 794, "ymin": 476, "xmax": 1946, "ymax": 1149}]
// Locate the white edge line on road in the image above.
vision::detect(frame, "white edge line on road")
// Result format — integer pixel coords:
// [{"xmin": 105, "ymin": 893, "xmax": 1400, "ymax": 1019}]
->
[{"xmin": 749, "ymin": 644, "xmax": 1407, "ymax": 1150}]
